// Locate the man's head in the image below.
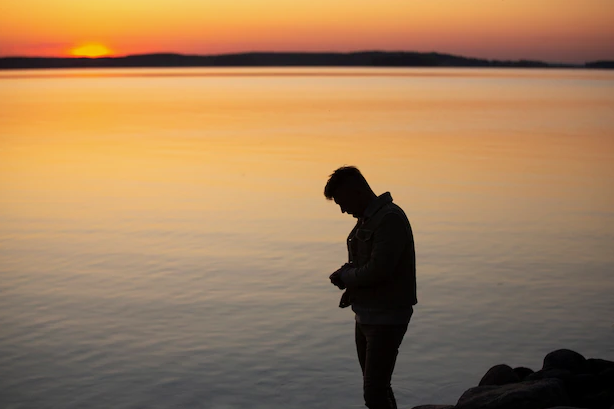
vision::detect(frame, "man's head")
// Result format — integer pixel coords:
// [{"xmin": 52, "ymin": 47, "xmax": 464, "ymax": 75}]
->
[{"xmin": 324, "ymin": 166, "xmax": 376, "ymax": 218}]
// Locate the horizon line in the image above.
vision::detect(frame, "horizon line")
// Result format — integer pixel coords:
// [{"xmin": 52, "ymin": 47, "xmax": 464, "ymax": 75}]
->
[{"xmin": 1, "ymin": 50, "xmax": 612, "ymax": 69}]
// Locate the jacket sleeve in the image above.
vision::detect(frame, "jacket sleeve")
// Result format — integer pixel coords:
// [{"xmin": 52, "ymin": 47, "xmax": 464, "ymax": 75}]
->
[{"xmin": 340, "ymin": 213, "xmax": 407, "ymax": 288}]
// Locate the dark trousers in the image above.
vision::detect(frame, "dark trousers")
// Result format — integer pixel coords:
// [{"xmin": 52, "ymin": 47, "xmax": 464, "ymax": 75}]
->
[{"xmin": 355, "ymin": 322, "xmax": 408, "ymax": 409}]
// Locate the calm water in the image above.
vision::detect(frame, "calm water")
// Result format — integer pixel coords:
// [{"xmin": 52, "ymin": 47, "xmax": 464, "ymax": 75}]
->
[{"xmin": 1, "ymin": 68, "xmax": 613, "ymax": 409}]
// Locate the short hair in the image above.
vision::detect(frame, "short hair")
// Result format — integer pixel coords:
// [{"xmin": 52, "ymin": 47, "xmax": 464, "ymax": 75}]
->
[{"xmin": 324, "ymin": 166, "xmax": 370, "ymax": 200}]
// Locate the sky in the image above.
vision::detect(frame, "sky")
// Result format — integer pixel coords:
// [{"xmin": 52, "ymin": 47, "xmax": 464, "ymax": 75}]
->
[{"xmin": 1, "ymin": 0, "xmax": 613, "ymax": 63}]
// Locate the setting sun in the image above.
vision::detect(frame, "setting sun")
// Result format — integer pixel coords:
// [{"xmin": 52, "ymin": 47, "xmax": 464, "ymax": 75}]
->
[
  {"xmin": 1, "ymin": 0, "xmax": 613, "ymax": 62},
  {"xmin": 70, "ymin": 43, "xmax": 113, "ymax": 58}
]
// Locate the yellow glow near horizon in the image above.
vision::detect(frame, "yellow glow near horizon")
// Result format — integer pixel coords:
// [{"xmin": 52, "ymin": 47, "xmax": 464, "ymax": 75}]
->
[{"xmin": 70, "ymin": 44, "xmax": 113, "ymax": 58}]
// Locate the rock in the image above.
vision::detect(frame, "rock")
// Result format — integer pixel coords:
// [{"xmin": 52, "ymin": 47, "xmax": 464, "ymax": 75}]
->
[
  {"xmin": 480, "ymin": 364, "xmax": 521, "ymax": 386},
  {"xmin": 586, "ymin": 359, "xmax": 614, "ymax": 375},
  {"xmin": 527, "ymin": 369, "xmax": 574, "ymax": 383},
  {"xmin": 514, "ymin": 367, "xmax": 536, "ymax": 381},
  {"xmin": 543, "ymin": 349, "xmax": 588, "ymax": 374},
  {"xmin": 597, "ymin": 368, "xmax": 614, "ymax": 388},
  {"xmin": 410, "ymin": 350, "xmax": 612, "ymax": 409},
  {"xmin": 455, "ymin": 378, "xmax": 570, "ymax": 409},
  {"xmin": 568, "ymin": 373, "xmax": 600, "ymax": 397},
  {"xmin": 580, "ymin": 388, "xmax": 614, "ymax": 409},
  {"xmin": 411, "ymin": 406, "xmax": 455, "ymax": 409}
]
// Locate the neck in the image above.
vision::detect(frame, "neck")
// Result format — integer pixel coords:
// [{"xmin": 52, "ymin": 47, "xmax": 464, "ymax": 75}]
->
[{"xmin": 357, "ymin": 190, "xmax": 377, "ymax": 216}]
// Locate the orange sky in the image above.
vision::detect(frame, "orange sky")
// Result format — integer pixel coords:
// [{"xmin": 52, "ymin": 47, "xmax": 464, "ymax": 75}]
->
[{"xmin": 1, "ymin": 0, "xmax": 613, "ymax": 63}]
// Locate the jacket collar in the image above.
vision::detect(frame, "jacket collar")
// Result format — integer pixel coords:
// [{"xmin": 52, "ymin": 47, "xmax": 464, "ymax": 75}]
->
[{"xmin": 363, "ymin": 192, "xmax": 393, "ymax": 220}]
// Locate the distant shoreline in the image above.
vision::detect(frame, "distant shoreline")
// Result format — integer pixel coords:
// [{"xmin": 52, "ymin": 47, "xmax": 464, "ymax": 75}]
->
[{"xmin": 1, "ymin": 51, "xmax": 613, "ymax": 70}]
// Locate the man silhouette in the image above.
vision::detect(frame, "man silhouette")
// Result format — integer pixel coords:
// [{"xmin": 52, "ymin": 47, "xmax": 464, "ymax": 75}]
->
[{"xmin": 325, "ymin": 166, "xmax": 417, "ymax": 409}]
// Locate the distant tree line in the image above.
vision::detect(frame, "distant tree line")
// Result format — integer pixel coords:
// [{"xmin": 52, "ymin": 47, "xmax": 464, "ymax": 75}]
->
[{"xmin": 0, "ymin": 52, "xmax": 611, "ymax": 70}]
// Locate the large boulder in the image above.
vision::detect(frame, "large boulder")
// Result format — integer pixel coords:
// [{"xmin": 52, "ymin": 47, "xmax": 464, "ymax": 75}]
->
[
  {"xmin": 543, "ymin": 349, "xmax": 588, "ymax": 374},
  {"xmin": 410, "ymin": 350, "xmax": 612, "ymax": 409},
  {"xmin": 455, "ymin": 378, "xmax": 570, "ymax": 409},
  {"xmin": 526, "ymin": 368, "xmax": 574, "ymax": 383},
  {"xmin": 514, "ymin": 367, "xmax": 535, "ymax": 381},
  {"xmin": 566, "ymin": 373, "xmax": 601, "ymax": 403},
  {"xmin": 579, "ymin": 387, "xmax": 614, "ymax": 409},
  {"xmin": 479, "ymin": 364, "xmax": 521, "ymax": 386},
  {"xmin": 521, "ymin": 368, "xmax": 603, "ymax": 407},
  {"xmin": 586, "ymin": 359, "xmax": 614, "ymax": 375},
  {"xmin": 598, "ymin": 367, "xmax": 614, "ymax": 388}
]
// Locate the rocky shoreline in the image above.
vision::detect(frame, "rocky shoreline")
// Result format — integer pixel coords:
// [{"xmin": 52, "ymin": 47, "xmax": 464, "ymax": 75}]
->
[{"xmin": 412, "ymin": 349, "xmax": 614, "ymax": 409}]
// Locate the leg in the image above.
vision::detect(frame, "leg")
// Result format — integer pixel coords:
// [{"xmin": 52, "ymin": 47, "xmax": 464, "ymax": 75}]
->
[
  {"xmin": 355, "ymin": 321, "xmax": 367, "ymax": 375},
  {"xmin": 358, "ymin": 323, "xmax": 408, "ymax": 409}
]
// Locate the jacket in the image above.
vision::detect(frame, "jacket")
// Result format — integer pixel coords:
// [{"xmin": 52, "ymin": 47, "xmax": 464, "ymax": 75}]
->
[{"xmin": 340, "ymin": 192, "xmax": 417, "ymax": 324}]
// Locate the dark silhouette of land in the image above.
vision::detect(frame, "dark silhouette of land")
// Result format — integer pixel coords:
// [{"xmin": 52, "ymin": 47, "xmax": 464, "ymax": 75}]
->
[
  {"xmin": 0, "ymin": 51, "xmax": 611, "ymax": 70},
  {"xmin": 584, "ymin": 60, "xmax": 614, "ymax": 69}
]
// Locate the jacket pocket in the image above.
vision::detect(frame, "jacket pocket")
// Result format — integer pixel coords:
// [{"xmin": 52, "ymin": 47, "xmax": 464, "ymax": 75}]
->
[
  {"xmin": 355, "ymin": 228, "xmax": 373, "ymax": 242},
  {"xmin": 354, "ymin": 228, "xmax": 374, "ymax": 262}
]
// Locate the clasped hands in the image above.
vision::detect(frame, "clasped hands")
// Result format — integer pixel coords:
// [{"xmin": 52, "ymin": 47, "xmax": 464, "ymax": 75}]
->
[{"xmin": 329, "ymin": 263, "xmax": 353, "ymax": 290}]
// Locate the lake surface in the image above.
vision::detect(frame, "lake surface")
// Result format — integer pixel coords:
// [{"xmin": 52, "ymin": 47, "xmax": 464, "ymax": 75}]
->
[{"xmin": 1, "ymin": 67, "xmax": 613, "ymax": 409}]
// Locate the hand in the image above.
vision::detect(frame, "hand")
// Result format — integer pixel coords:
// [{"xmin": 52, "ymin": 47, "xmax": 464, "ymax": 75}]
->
[
  {"xmin": 339, "ymin": 290, "xmax": 351, "ymax": 308},
  {"xmin": 329, "ymin": 270, "xmax": 345, "ymax": 289},
  {"xmin": 329, "ymin": 264, "xmax": 350, "ymax": 290}
]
